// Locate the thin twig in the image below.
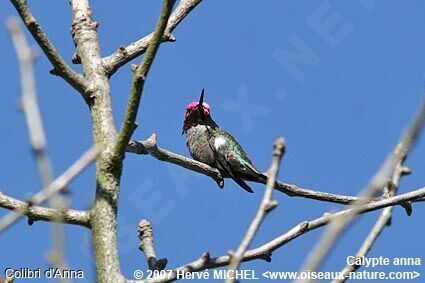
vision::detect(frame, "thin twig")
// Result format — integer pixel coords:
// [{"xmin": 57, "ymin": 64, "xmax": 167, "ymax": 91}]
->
[
  {"xmin": 127, "ymin": 135, "xmax": 368, "ymax": 204},
  {"xmin": 7, "ymin": 18, "xmax": 47, "ymax": 163},
  {"xmin": 127, "ymin": 186, "xmax": 425, "ymax": 283},
  {"xmin": 0, "ymin": 192, "xmax": 90, "ymax": 228},
  {"xmin": 103, "ymin": 0, "xmax": 202, "ymax": 77},
  {"xmin": 297, "ymin": 101, "xmax": 425, "ymax": 281},
  {"xmin": 6, "ymin": 17, "xmax": 70, "ymax": 278},
  {"xmin": 138, "ymin": 220, "xmax": 168, "ymax": 271},
  {"xmin": 333, "ymin": 163, "xmax": 411, "ymax": 283},
  {"xmin": 114, "ymin": 0, "xmax": 177, "ymax": 158},
  {"xmin": 226, "ymin": 138, "xmax": 285, "ymax": 282},
  {"xmin": 10, "ymin": 0, "xmax": 87, "ymax": 94},
  {"xmin": 0, "ymin": 147, "xmax": 98, "ymax": 232}
]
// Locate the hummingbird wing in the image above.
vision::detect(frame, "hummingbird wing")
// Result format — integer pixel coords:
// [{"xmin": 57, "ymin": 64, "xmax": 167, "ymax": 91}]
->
[
  {"xmin": 213, "ymin": 153, "xmax": 254, "ymax": 193},
  {"xmin": 206, "ymin": 132, "xmax": 254, "ymax": 193},
  {"xmin": 217, "ymin": 130, "xmax": 267, "ymax": 182},
  {"xmin": 212, "ymin": 134, "xmax": 257, "ymax": 193}
]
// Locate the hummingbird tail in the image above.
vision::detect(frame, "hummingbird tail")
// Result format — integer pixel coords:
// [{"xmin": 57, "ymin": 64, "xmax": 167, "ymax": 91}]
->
[
  {"xmin": 232, "ymin": 176, "xmax": 254, "ymax": 193},
  {"xmin": 257, "ymin": 172, "xmax": 268, "ymax": 183}
]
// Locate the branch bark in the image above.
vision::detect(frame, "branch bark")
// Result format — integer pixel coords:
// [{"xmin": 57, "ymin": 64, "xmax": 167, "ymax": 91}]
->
[
  {"xmin": 69, "ymin": 0, "xmax": 123, "ymax": 282},
  {"xmin": 138, "ymin": 219, "xmax": 168, "ymax": 271},
  {"xmin": 102, "ymin": 0, "xmax": 202, "ymax": 77},
  {"xmin": 226, "ymin": 138, "xmax": 285, "ymax": 282},
  {"xmin": 127, "ymin": 135, "xmax": 369, "ymax": 204}
]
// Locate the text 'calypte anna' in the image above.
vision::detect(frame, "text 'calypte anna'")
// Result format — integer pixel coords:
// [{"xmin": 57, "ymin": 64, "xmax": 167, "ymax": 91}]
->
[{"xmin": 182, "ymin": 89, "xmax": 267, "ymax": 193}]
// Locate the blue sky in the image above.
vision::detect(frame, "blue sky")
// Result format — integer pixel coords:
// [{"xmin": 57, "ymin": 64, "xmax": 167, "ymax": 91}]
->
[{"xmin": 1, "ymin": 0, "xmax": 424, "ymax": 282}]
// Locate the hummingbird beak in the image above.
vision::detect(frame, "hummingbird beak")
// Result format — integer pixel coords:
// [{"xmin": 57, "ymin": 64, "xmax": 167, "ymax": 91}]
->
[{"xmin": 198, "ymin": 88, "xmax": 207, "ymax": 123}]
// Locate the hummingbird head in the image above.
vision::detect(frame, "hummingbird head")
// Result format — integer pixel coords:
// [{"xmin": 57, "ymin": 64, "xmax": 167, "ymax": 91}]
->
[
  {"xmin": 182, "ymin": 101, "xmax": 211, "ymax": 134},
  {"xmin": 182, "ymin": 88, "xmax": 219, "ymax": 134}
]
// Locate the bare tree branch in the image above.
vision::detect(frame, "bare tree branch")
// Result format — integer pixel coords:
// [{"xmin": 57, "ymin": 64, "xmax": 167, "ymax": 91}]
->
[
  {"xmin": 226, "ymin": 138, "xmax": 285, "ymax": 282},
  {"xmin": 69, "ymin": 0, "xmax": 124, "ymax": 281},
  {"xmin": 297, "ymin": 101, "xmax": 425, "ymax": 281},
  {"xmin": 128, "ymin": 134, "xmax": 225, "ymax": 186},
  {"xmin": 128, "ymin": 186, "xmax": 425, "ymax": 283},
  {"xmin": 102, "ymin": 0, "xmax": 202, "ymax": 77},
  {"xmin": 6, "ymin": 17, "xmax": 69, "ymax": 277},
  {"xmin": 114, "ymin": 0, "xmax": 177, "ymax": 158},
  {"xmin": 333, "ymin": 163, "xmax": 411, "ymax": 283},
  {"xmin": 138, "ymin": 219, "xmax": 168, "ymax": 271},
  {"xmin": 0, "ymin": 192, "xmax": 90, "ymax": 228},
  {"xmin": 10, "ymin": 0, "xmax": 87, "ymax": 94},
  {"xmin": 0, "ymin": 147, "xmax": 98, "ymax": 232},
  {"xmin": 7, "ymin": 18, "xmax": 48, "ymax": 165},
  {"xmin": 127, "ymin": 135, "xmax": 370, "ymax": 204}
]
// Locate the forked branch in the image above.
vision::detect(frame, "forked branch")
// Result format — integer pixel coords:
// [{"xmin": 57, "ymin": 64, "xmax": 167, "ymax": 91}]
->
[
  {"xmin": 103, "ymin": 0, "xmax": 202, "ymax": 77},
  {"xmin": 114, "ymin": 0, "xmax": 177, "ymax": 158},
  {"xmin": 226, "ymin": 138, "xmax": 285, "ymax": 283}
]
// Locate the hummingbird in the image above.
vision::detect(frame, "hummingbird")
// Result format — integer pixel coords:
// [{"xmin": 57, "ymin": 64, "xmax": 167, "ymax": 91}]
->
[{"xmin": 182, "ymin": 89, "xmax": 267, "ymax": 193}]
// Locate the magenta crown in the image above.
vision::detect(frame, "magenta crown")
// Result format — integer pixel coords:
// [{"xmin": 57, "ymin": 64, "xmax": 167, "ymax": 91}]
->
[{"xmin": 186, "ymin": 101, "xmax": 211, "ymax": 111}]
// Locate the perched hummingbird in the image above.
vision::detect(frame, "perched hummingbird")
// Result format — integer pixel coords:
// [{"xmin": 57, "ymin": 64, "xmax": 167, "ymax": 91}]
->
[{"xmin": 182, "ymin": 89, "xmax": 267, "ymax": 193}]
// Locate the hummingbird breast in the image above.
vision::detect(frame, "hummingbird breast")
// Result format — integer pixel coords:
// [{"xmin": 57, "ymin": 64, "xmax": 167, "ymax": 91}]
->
[{"xmin": 185, "ymin": 125, "xmax": 216, "ymax": 166}]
